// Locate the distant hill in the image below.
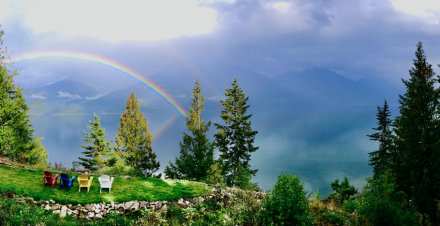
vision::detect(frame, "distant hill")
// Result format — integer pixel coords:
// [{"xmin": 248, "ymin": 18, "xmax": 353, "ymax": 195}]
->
[
  {"xmin": 25, "ymin": 65, "xmax": 407, "ymax": 115},
  {"xmin": 272, "ymin": 67, "xmax": 403, "ymax": 107}
]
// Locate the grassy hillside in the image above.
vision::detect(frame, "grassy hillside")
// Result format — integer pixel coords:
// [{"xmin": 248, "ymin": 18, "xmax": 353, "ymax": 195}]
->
[{"xmin": 0, "ymin": 166, "xmax": 211, "ymax": 205}]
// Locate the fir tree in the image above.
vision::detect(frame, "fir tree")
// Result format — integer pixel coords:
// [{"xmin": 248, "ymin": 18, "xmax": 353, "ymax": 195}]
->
[
  {"xmin": 115, "ymin": 91, "xmax": 160, "ymax": 177},
  {"xmin": 367, "ymin": 99, "xmax": 393, "ymax": 180},
  {"xmin": 78, "ymin": 113, "xmax": 116, "ymax": 172},
  {"xmin": 0, "ymin": 27, "xmax": 48, "ymax": 165},
  {"xmin": 391, "ymin": 41, "xmax": 440, "ymax": 221},
  {"xmin": 164, "ymin": 78, "xmax": 215, "ymax": 181},
  {"xmin": 214, "ymin": 77, "xmax": 259, "ymax": 187}
]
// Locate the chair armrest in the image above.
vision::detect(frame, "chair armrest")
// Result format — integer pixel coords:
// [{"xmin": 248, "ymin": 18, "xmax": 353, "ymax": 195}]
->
[
  {"xmin": 98, "ymin": 177, "xmax": 102, "ymax": 182},
  {"xmin": 71, "ymin": 176, "xmax": 76, "ymax": 180},
  {"xmin": 110, "ymin": 177, "xmax": 114, "ymax": 184},
  {"xmin": 54, "ymin": 174, "xmax": 59, "ymax": 178},
  {"xmin": 90, "ymin": 176, "xmax": 93, "ymax": 181}
]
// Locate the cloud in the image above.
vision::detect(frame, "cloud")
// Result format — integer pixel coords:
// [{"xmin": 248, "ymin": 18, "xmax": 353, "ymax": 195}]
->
[
  {"xmin": 29, "ymin": 94, "xmax": 46, "ymax": 99},
  {"xmin": 85, "ymin": 94, "xmax": 105, "ymax": 100},
  {"xmin": 57, "ymin": 91, "xmax": 82, "ymax": 100},
  {"xmin": 2, "ymin": 0, "xmax": 218, "ymax": 43},
  {"xmin": 206, "ymin": 95, "xmax": 225, "ymax": 101}
]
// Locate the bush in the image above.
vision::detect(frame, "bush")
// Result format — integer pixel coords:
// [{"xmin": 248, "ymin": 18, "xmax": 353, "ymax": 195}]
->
[
  {"xmin": 330, "ymin": 176, "xmax": 358, "ymax": 204},
  {"xmin": 358, "ymin": 171, "xmax": 420, "ymax": 226},
  {"xmin": 261, "ymin": 172, "xmax": 312, "ymax": 225},
  {"xmin": 344, "ymin": 199, "xmax": 360, "ymax": 213}
]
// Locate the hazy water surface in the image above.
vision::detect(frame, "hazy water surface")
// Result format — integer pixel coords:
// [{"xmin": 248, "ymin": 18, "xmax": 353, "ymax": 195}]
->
[{"xmin": 30, "ymin": 105, "xmax": 400, "ymax": 197}]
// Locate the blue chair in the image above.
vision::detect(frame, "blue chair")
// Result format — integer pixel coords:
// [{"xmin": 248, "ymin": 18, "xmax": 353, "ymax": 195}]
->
[{"xmin": 59, "ymin": 173, "xmax": 75, "ymax": 191}]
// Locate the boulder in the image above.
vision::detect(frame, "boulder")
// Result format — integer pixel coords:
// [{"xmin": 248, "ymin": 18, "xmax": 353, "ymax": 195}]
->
[
  {"xmin": 85, "ymin": 204, "xmax": 93, "ymax": 211},
  {"xmin": 60, "ymin": 205, "xmax": 68, "ymax": 218},
  {"xmin": 88, "ymin": 212, "xmax": 95, "ymax": 219},
  {"xmin": 95, "ymin": 208, "xmax": 101, "ymax": 214},
  {"xmin": 95, "ymin": 213, "xmax": 103, "ymax": 219},
  {"xmin": 53, "ymin": 210, "xmax": 60, "ymax": 214},
  {"xmin": 120, "ymin": 175, "xmax": 132, "ymax": 179},
  {"xmin": 49, "ymin": 199, "xmax": 55, "ymax": 204},
  {"xmin": 131, "ymin": 201, "xmax": 140, "ymax": 211},
  {"xmin": 67, "ymin": 204, "xmax": 72, "ymax": 208},
  {"xmin": 124, "ymin": 201, "xmax": 135, "ymax": 210},
  {"xmin": 76, "ymin": 169, "xmax": 91, "ymax": 175},
  {"xmin": 44, "ymin": 205, "xmax": 51, "ymax": 211},
  {"xmin": 53, "ymin": 204, "xmax": 61, "ymax": 210},
  {"xmin": 111, "ymin": 201, "xmax": 115, "ymax": 209}
]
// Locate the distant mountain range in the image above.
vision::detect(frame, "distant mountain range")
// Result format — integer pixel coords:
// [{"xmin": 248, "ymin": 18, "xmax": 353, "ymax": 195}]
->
[{"xmin": 25, "ymin": 63, "xmax": 406, "ymax": 116}]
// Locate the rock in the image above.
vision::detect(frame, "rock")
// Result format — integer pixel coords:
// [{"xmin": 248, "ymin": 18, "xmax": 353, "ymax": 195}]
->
[
  {"xmin": 131, "ymin": 201, "xmax": 140, "ymax": 211},
  {"xmin": 44, "ymin": 205, "xmax": 51, "ymax": 211},
  {"xmin": 95, "ymin": 208, "xmax": 101, "ymax": 214},
  {"xmin": 53, "ymin": 204, "xmax": 61, "ymax": 210},
  {"xmin": 120, "ymin": 175, "xmax": 132, "ymax": 179},
  {"xmin": 85, "ymin": 204, "xmax": 93, "ymax": 211},
  {"xmin": 60, "ymin": 205, "xmax": 68, "ymax": 218},
  {"xmin": 212, "ymin": 187, "xmax": 219, "ymax": 194},
  {"xmin": 76, "ymin": 169, "xmax": 91, "ymax": 175},
  {"xmin": 49, "ymin": 199, "xmax": 55, "ymax": 204},
  {"xmin": 73, "ymin": 210, "xmax": 79, "ymax": 215},
  {"xmin": 53, "ymin": 210, "xmax": 60, "ymax": 214},
  {"xmin": 83, "ymin": 209, "xmax": 88, "ymax": 213},
  {"xmin": 67, "ymin": 204, "xmax": 72, "ymax": 208},
  {"xmin": 17, "ymin": 197, "xmax": 26, "ymax": 203},
  {"xmin": 163, "ymin": 201, "xmax": 168, "ymax": 205},
  {"xmin": 124, "ymin": 201, "xmax": 135, "ymax": 210},
  {"xmin": 67, "ymin": 209, "xmax": 73, "ymax": 216},
  {"xmin": 139, "ymin": 201, "xmax": 147, "ymax": 209},
  {"xmin": 80, "ymin": 212, "xmax": 85, "ymax": 219},
  {"xmin": 45, "ymin": 200, "xmax": 49, "ymax": 204},
  {"xmin": 52, "ymin": 170, "xmax": 63, "ymax": 173},
  {"xmin": 88, "ymin": 212, "xmax": 95, "ymax": 218},
  {"xmin": 95, "ymin": 213, "xmax": 103, "ymax": 219},
  {"xmin": 158, "ymin": 201, "xmax": 163, "ymax": 208},
  {"xmin": 111, "ymin": 201, "xmax": 115, "ymax": 209}
]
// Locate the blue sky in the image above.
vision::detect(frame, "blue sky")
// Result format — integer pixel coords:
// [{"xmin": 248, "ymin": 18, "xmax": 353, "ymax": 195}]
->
[{"xmin": 1, "ymin": 0, "xmax": 440, "ymax": 91}]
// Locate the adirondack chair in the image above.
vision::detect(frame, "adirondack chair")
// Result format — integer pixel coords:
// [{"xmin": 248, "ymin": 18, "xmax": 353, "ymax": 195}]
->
[
  {"xmin": 98, "ymin": 174, "xmax": 114, "ymax": 193},
  {"xmin": 59, "ymin": 173, "xmax": 75, "ymax": 191},
  {"xmin": 43, "ymin": 171, "xmax": 59, "ymax": 189},
  {"xmin": 78, "ymin": 174, "xmax": 93, "ymax": 192}
]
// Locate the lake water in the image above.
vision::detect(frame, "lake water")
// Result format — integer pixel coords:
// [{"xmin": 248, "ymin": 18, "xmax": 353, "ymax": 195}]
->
[{"xmin": 30, "ymin": 105, "xmax": 401, "ymax": 197}]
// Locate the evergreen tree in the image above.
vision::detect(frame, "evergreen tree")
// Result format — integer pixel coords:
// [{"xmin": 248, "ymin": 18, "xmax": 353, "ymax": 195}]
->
[
  {"xmin": 115, "ymin": 91, "xmax": 160, "ymax": 178},
  {"xmin": 78, "ymin": 113, "xmax": 116, "ymax": 172},
  {"xmin": 0, "ymin": 27, "xmax": 48, "ymax": 165},
  {"xmin": 330, "ymin": 176, "xmax": 358, "ymax": 204},
  {"xmin": 391, "ymin": 41, "xmax": 440, "ymax": 221},
  {"xmin": 164, "ymin": 78, "xmax": 215, "ymax": 181},
  {"xmin": 367, "ymin": 99, "xmax": 393, "ymax": 180},
  {"xmin": 214, "ymin": 77, "xmax": 259, "ymax": 187}
]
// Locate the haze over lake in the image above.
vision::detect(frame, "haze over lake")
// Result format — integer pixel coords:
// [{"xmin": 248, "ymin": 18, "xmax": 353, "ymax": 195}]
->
[{"xmin": 30, "ymin": 104, "xmax": 401, "ymax": 197}]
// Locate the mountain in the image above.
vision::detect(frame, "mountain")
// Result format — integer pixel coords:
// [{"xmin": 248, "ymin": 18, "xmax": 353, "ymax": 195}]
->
[
  {"xmin": 355, "ymin": 77, "xmax": 406, "ymax": 106},
  {"xmin": 26, "ymin": 76, "xmax": 100, "ymax": 115},
  {"xmin": 272, "ymin": 67, "xmax": 396, "ymax": 107}
]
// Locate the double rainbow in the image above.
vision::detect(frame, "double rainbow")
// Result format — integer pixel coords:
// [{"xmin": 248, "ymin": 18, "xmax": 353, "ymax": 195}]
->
[{"xmin": 8, "ymin": 51, "xmax": 189, "ymax": 118}]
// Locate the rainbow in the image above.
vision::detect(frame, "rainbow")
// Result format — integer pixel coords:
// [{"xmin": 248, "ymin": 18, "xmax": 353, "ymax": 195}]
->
[
  {"xmin": 8, "ymin": 51, "xmax": 189, "ymax": 118},
  {"xmin": 151, "ymin": 114, "xmax": 178, "ymax": 141}
]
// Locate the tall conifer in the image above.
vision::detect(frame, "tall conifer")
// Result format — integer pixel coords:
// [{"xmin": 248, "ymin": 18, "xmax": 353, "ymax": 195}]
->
[
  {"xmin": 391, "ymin": 41, "xmax": 440, "ymax": 221},
  {"xmin": 0, "ymin": 27, "xmax": 48, "ymax": 165},
  {"xmin": 214, "ymin": 77, "xmax": 259, "ymax": 187},
  {"xmin": 78, "ymin": 113, "xmax": 116, "ymax": 172},
  {"xmin": 115, "ymin": 91, "xmax": 160, "ymax": 177},
  {"xmin": 367, "ymin": 99, "xmax": 393, "ymax": 180},
  {"xmin": 164, "ymin": 78, "xmax": 215, "ymax": 181}
]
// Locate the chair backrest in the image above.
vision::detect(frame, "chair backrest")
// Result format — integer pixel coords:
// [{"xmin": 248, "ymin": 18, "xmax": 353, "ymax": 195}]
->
[
  {"xmin": 44, "ymin": 171, "xmax": 52, "ymax": 183},
  {"xmin": 100, "ymin": 174, "xmax": 110, "ymax": 181},
  {"xmin": 60, "ymin": 173, "xmax": 69, "ymax": 184},
  {"xmin": 78, "ymin": 174, "xmax": 88, "ymax": 181}
]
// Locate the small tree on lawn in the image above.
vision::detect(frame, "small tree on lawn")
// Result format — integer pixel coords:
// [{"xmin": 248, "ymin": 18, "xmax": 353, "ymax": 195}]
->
[
  {"xmin": 164, "ymin": 78, "xmax": 215, "ymax": 181},
  {"xmin": 115, "ymin": 91, "xmax": 160, "ymax": 178},
  {"xmin": 214, "ymin": 77, "xmax": 259, "ymax": 187},
  {"xmin": 78, "ymin": 113, "xmax": 116, "ymax": 172}
]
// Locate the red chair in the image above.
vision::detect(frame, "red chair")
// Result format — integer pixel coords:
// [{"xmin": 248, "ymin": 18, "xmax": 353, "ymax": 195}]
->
[{"xmin": 43, "ymin": 171, "xmax": 59, "ymax": 189}]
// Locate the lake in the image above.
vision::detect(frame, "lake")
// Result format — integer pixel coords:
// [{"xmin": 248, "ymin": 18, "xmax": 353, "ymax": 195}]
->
[{"xmin": 30, "ymin": 104, "xmax": 401, "ymax": 197}]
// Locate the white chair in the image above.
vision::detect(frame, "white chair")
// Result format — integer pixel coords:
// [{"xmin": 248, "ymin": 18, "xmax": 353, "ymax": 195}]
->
[{"xmin": 98, "ymin": 174, "xmax": 114, "ymax": 193}]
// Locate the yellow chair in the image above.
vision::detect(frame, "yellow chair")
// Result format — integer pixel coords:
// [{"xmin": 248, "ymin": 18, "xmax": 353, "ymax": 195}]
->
[{"xmin": 78, "ymin": 174, "xmax": 93, "ymax": 192}]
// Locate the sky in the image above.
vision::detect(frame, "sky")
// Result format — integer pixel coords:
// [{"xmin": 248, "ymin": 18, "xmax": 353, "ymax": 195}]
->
[{"xmin": 1, "ymin": 0, "xmax": 440, "ymax": 92}]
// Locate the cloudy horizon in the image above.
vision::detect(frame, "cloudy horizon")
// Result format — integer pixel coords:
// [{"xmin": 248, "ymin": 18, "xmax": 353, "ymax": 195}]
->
[{"xmin": 1, "ymin": 0, "xmax": 440, "ymax": 92}]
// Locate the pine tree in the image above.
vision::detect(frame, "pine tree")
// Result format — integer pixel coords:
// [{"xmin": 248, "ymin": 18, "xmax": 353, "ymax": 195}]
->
[
  {"xmin": 367, "ymin": 99, "xmax": 393, "ymax": 180},
  {"xmin": 214, "ymin": 77, "xmax": 259, "ymax": 187},
  {"xmin": 78, "ymin": 113, "xmax": 116, "ymax": 172},
  {"xmin": 391, "ymin": 41, "xmax": 440, "ymax": 221},
  {"xmin": 115, "ymin": 91, "xmax": 160, "ymax": 177},
  {"xmin": 0, "ymin": 27, "xmax": 48, "ymax": 165},
  {"xmin": 164, "ymin": 78, "xmax": 215, "ymax": 181}
]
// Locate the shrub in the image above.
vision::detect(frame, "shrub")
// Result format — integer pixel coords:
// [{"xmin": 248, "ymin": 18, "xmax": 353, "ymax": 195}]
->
[
  {"xmin": 330, "ymin": 176, "xmax": 358, "ymax": 204},
  {"xmin": 358, "ymin": 171, "xmax": 420, "ymax": 226},
  {"xmin": 321, "ymin": 207, "xmax": 345, "ymax": 225},
  {"xmin": 344, "ymin": 199, "xmax": 360, "ymax": 213},
  {"xmin": 261, "ymin": 172, "xmax": 312, "ymax": 225}
]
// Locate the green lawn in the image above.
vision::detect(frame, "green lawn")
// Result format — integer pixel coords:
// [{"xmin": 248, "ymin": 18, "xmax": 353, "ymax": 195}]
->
[{"xmin": 0, "ymin": 166, "xmax": 211, "ymax": 205}]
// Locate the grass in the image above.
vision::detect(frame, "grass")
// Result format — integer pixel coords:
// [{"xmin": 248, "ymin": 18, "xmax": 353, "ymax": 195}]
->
[{"xmin": 0, "ymin": 166, "xmax": 211, "ymax": 205}]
